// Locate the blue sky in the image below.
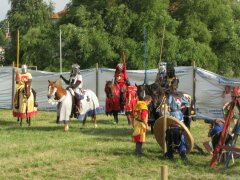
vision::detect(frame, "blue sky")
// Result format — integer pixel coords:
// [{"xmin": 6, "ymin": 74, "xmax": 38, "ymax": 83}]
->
[{"xmin": 0, "ymin": 0, "xmax": 70, "ymax": 21}]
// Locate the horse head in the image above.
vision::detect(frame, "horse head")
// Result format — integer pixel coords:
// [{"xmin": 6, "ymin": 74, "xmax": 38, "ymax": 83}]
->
[
  {"xmin": 105, "ymin": 80, "xmax": 114, "ymax": 98},
  {"xmin": 147, "ymin": 82, "xmax": 165, "ymax": 106},
  {"xmin": 136, "ymin": 82, "xmax": 165, "ymax": 107},
  {"xmin": 47, "ymin": 80, "xmax": 67, "ymax": 100},
  {"xmin": 135, "ymin": 83, "xmax": 146, "ymax": 100},
  {"xmin": 24, "ymin": 80, "xmax": 31, "ymax": 99}
]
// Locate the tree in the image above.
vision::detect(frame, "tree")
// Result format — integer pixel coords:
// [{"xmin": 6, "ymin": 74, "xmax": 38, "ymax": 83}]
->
[{"xmin": 5, "ymin": 0, "xmax": 53, "ymax": 66}]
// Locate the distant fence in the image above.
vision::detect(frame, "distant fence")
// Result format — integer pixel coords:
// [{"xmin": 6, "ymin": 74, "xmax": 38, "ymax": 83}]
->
[{"xmin": 1, "ymin": 65, "xmax": 240, "ymax": 120}]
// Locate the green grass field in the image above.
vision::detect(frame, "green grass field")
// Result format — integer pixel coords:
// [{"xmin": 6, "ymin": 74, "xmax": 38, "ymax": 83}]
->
[{"xmin": 0, "ymin": 109, "xmax": 239, "ymax": 180}]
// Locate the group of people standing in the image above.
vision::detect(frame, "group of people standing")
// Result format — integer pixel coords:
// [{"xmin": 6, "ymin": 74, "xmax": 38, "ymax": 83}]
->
[{"xmin": 132, "ymin": 62, "xmax": 191, "ymax": 159}]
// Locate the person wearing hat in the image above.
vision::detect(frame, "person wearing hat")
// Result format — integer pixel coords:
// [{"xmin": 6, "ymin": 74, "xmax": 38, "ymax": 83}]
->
[
  {"xmin": 60, "ymin": 64, "xmax": 83, "ymax": 117},
  {"xmin": 14, "ymin": 64, "xmax": 38, "ymax": 109},
  {"xmin": 132, "ymin": 95, "xmax": 152, "ymax": 156}
]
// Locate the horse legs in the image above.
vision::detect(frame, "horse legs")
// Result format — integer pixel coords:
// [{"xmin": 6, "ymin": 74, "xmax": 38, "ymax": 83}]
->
[
  {"xmin": 19, "ymin": 118, "xmax": 23, "ymax": 126},
  {"xmin": 80, "ymin": 115, "xmax": 87, "ymax": 128},
  {"xmin": 92, "ymin": 115, "xmax": 97, "ymax": 128},
  {"xmin": 27, "ymin": 117, "xmax": 31, "ymax": 127},
  {"xmin": 64, "ymin": 122, "xmax": 69, "ymax": 131},
  {"xmin": 56, "ymin": 116, "xmax": 60, "ymax": 124},
  {"xmin": 126, "ymin": 114, "xmax": 132, "ymax": 125},
  {"xmin": 113, "ymin": 112, "xmax": 118, "ymax": 124}
]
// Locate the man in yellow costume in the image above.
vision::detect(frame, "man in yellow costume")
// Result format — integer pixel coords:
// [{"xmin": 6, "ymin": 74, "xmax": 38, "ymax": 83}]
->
[
  {"xmin": 14, "ymin": 64, "xmax": 38, "ymax": 109},
  {"xmin": 132, "ymin": 95, "xmax": 152, "ymax": 156}
]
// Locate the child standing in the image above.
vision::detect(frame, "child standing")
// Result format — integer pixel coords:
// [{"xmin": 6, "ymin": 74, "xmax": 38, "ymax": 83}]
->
[{"xmin": 132, "ymin": 95, "xmax": 152, "ymax": 156}]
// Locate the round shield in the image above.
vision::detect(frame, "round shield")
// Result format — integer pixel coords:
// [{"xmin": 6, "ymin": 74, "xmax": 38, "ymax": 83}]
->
[{"xmin": 153, "ymin": 115, "xmax": 194, "ymax": 153}]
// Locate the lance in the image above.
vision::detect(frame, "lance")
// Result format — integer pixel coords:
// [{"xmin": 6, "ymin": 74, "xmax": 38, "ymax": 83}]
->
[{"xmin": 144, "ymin": 27, "xmax": 148, "ymax": 84}]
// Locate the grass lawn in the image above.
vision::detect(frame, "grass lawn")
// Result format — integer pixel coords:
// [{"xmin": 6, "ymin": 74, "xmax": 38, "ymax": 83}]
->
[{"xmin": 0, "ymin": 109, "xmax": 239, "ymax": 180}]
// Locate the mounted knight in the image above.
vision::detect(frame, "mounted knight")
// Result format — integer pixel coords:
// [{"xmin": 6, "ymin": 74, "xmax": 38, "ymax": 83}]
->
[
  {"xmin": 114, "ymin": 62, "xmax": 130, "ymax": 110},
  {"xmin": 155, "ymin": 62, "xmax": 178, "ymax": 92},
  {"xmin": 60, "ymin": 63, "xmax": 83, "ymax": 117},
  {"xmin": 14, "ymin": 64, "xmax": 38, "ymax": 109}
]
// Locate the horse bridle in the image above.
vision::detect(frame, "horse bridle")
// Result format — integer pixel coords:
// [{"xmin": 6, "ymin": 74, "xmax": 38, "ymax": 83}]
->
[
  {"xmin": 47, "ymin": 83, "xmax": 66, "ymax": 103},
  {"xmin": 48, "ymin": 85, "xmax": 57, "ymax": 99}
]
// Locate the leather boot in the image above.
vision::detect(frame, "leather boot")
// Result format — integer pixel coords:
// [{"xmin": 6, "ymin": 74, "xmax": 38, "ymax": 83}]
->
[
  {"xmin": 135, "ymin": 142, "xmax": 142, "ymax": 156},
  {"xmin": 15, "ymin": 91, "xmax": 20, "ymax": 109},
  {"xmin": 32, "ymin": 89, "xmax": 38, "ymax": 107},
  {"xmin": 76, "ymin": 99, "xmax": 81, "ymax": 112}
]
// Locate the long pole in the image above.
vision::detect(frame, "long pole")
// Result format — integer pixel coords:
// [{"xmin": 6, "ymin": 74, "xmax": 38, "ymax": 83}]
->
[
  {"xmin": 60, "ymin": 28, "xmax": 62, "ymax": 75},
  {"xmin": 192, "ymin": 61, "xmax": 196, "ymax": 109},
  {"xmin": 144, "ymin": 27, "xmax": 148, "ymax": 84},
  {"xmin": 158, "ymin": 25, "xmax": 165, "ymax": 69},
  {"xmin": 96, "ymin": 63, "xmax": 99, "ymax": 97},
  {"xmin": 17, "ymin": 29, "xmax": 20, "ymax": 68},
  {"xmin": 12, "ymin": 61, "xmax": 15, "ymax": 110},
  {"xmin": 59, "ymin": 28, "xmax": 62, "ymax": 85}
]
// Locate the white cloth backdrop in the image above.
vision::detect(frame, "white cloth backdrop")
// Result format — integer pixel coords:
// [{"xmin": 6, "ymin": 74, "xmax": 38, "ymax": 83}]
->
[{"xmin": 1, "ymin": 66, "xmax": 240, "ymax": 120}]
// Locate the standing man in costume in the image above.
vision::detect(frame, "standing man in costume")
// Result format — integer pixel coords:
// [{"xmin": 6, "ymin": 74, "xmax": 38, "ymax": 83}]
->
[
  {"xmin": 164, "ymin": 78, "xmax": 189, "ymax": 160},
  {"xmin": 132, "ymin": 95, "xmax": 152, "ymax": 156},
  {"xmin": 60, "ymin": 64, "xmax": 83, "ymax": 116},
  {"xmin": 14, "ymin": 64, "xmax": 38, "ymax": 109}
]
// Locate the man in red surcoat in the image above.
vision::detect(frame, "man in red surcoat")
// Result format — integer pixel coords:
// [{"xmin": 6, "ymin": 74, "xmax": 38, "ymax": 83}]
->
[
  {"xmin": 114, "ymin": 63, "xmax": 130, "ymax": 89},
  {"xmin": 114, "ymin": 63, "xmax": 130, "ymax": 110}
]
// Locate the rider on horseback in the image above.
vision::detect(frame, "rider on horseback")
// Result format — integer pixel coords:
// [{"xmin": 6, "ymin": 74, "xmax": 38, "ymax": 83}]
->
[
  {"xmin": 155, "ymin": 62, "xmax": 177, "ymax": 91},
  {"xmin": 14, "ymin": 64, "xmax": 38, "ymax": 109},
  {"xmin": 60, "ymin": 64, "xmax": 83, "ymax": 114},
  {"xmin": 114, "ymin": 63, "xmax": 130, "ymax": 109}
]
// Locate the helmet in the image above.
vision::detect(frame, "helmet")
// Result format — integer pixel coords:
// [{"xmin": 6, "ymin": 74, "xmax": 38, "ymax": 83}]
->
[
  {"xmin": 71, "ymin": 64, "xmax": 80, "ymax": 75},
  {"xmin": 21, "ymin": 64, "xmax": 28, "ymax": 74},
  {"xmin": 167, "ymin": 63, "xmax": 175, "ymax": 78},
  {"xmin": 116, "ymin": 63, "xmax": 123, "ymax": 71},
  {"xmin": 159, "ymin": 62, "xmax": 167, "ymax": 75}
]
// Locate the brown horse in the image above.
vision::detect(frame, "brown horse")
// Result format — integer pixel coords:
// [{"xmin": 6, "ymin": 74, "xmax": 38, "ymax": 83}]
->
[
  {"xmin": 47, "ymin": 80, "xmax": 99, "ymax": 130},
  {"xmin": 13, "ymin": 80, "xmax": 37, "ymax": 126},
  {"xmin": 105, "ymin": 80, "xmax": 137, "ymax": 125},
  {"xmin": 47, "ymin": 80, "xmax": 72, "ymax": 131},
  {"xmin": 135, "ymin": 82, "xmax": 166, "ymax": 133}
]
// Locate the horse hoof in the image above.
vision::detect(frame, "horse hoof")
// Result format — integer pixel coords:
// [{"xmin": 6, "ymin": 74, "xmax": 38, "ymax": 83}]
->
[
  {"xmin": 64, "ymin": 124, "xmax": 69, "ymax": 131},
  {"xmin": 94, "ymin": 124, "xmax": 97, "ymax": 128}
]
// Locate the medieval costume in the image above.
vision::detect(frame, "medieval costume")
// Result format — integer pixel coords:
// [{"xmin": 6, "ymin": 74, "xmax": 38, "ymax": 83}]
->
[
  {"xmin": 164, "ymin": 79, "xmax": 189, "ymax": 159},
  {"xmin": 60, "ymin": 64, "xmax": 83, "ymax": 118},
  {"xmin": 114, "ymin": 63, "xmax": 130, "ymax": 110},
  {"xmin": 132, "ymin": 95, "xmax": 152, "ymax": 156},
  {"xmin": 14, "ymin": 64, "xmax": 38, "ymax": 109}
]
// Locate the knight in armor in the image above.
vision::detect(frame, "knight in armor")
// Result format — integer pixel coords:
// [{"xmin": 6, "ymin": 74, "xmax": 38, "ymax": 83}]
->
[
  {"xmin": 155, "ymin": 62, "xmax": 167, "ymax": 87},
  {"xmin": 14, "ymin": 64, "xmax": 38, "ymax": 109},
  {"xmin": 60, "ymin": 64, "xmax": 83, "ymax": 115},
  {"xmin": 114, "ymin": 63, "xmax": 130, "ymax": 109},
  {"xmin": 156, "ymin": 62, "xmax": 177, "ymax": 91},
  {"xmin": 164, "ymin": 78, "xmax": 189, "ymax": 160}
]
